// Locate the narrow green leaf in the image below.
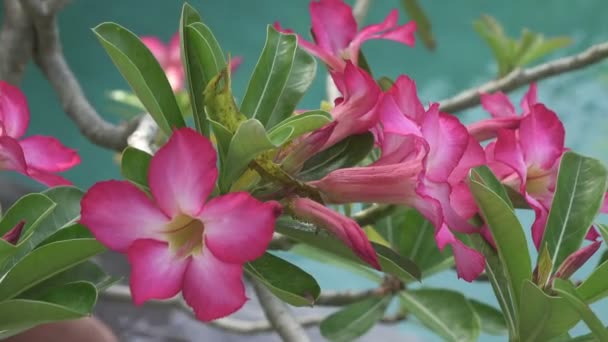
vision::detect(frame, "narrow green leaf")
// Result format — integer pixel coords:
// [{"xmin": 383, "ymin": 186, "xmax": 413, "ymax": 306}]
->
[
  {"xmin": 93, "ymin": 22, "xmax": 185, "ymax": 135},
  {"xmin": 536, "ymin": 245, "xmax": 553, "ymax": 288},
  {"xmin": 399, "ymin": 289, "xmax": 481, "ymax": 342},
  {"xmin": 577, "ymin": 259, "xmax": 608, "ymax": 303},
  {"xmin": 473, "ymin": 15, "xmax": 515, "ymax": 76},
  {"xmin": 469, "ymin": 167, "xmax": 532, "ymax": 307},
  {"xmin": 541, "ymin": 152, "xmax": 608, "ymax": 275},
  {"xmin": 470, "ymin": 165, "xmax": 513, "ymax": 207},
  {"xmin": 469, "ymin": 299, "xmax": 507, "ymax": 336},
  {"xmin": 320, "ymin": 296, "xmax": 391, "ymax": 342},
  {"xmin": 121, "ymin": 146, "xmax": 152, "ymax": 190},
  {"xmin": 517, "ymin": 35, "xmax": 572, "ymax": 67},
  {"xmin": 0, "ymin": 193, "xmax": 56, "ymax": 242},
  {"xmin": 0, "ymin": 239, "xmax": 104, "ymax": 300},
  {"xmin": 554, "ymin": 279, "xmax": 608, "ymax": 341},
  {"xmin": 209, "ymin": 119, "xmax": 232, "ymax": 160},
  {"xmin": 266, "ymin": 110, "xmax": 332, "ymax": 146},
  {"xmin": 241, "ymin": 25, "xmax": 300, "ymax": 128},
  {"xmin": 245, "ymin": 252, "xmax": 320, "ymax": 306}
]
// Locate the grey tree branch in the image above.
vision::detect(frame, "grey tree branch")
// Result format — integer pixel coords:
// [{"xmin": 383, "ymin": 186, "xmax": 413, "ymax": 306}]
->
[
  {"xmin": 0, "ymin": 0, "xmax": 35, "ymax": 84},
  {"xmin": 127, "ymin": 113, "xmax": 158, "ymax": 153}
]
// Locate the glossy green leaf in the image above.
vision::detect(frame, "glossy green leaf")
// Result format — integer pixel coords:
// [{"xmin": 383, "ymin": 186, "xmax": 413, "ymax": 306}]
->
[
  {"xmin": 0, "ymin": 239, "xmax": 104, "ymax": 300},
  {"xmin": 399, "ymin": 289, "xmax": 481, "ymax": 342},
  {"xmin": 241, "ymin": 26, "xmax": 315, "ymax": 129},
  {"xmin": 245, "ymin": 252, "xmax": 320, "ymax": 306},
  {"xmin": 320, "ymin": 296, "xmax": 391, "ymax": 342},
  {"xmin": 577, "ymin": 258, "xmax": 608, "ymax": 303},
  {"xmin": 266, "ymin": 110, "xmax": 332, "ymax": 146},
  {"xmin": 121, "ymin": 146, "xmax": 152, "ymax": 190},
  {"xmin": 298, "ymin": 132, "xmax": 375, "ymax": 181},
  {"xmin": 469, "ymin": 299, "xmax": 507, "ymax": 336},
  {"xmin": 180, "ymin": 5, "xmax": 205, "ymax": 135},
  {"xmin": 470, "ymin": 167, "xmax": 532, "ymax": 307},
  {"xmin": 220, "ymin": 119, "xmax": 275, "ymax": 191},
  {"xmin": 276, "ymin": 218, "xmax": 421, "ymax": 282},
  {"xmin": 541, "ymin": 152, "xmax": 608, "ymax": 276},
  {"xmin": 93, "ymin": 22, "xmax": 185, "ymax": 135},
  {"xmin": 519, "ymin": 280, "xmax": 580, "ymax": 341},
  {"xmin": 0, "ymin": 193, "xmax": 56, "ymax": 242},
  {"xmin": 400, "ymin": 0, "xmax": 435, "ymax": 50},
  {"xmin": 0, "ymin": 282, "xmax": 97, "ymax": 331},
  {"xmin": 554, "ymin": 279, "xmax": 608, "ymax": 341}
]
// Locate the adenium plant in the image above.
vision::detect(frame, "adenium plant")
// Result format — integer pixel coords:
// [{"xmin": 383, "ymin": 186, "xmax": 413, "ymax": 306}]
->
[{"xmin": 1, "ymin": 0, "xmax": 608, "ymax": 341}]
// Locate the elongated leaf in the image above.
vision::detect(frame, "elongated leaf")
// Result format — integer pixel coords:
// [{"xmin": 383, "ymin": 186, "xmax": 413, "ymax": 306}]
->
[
  {"xmin": 470, "ymin": 165, "xmax": 513, "ymax": 207},
  {"xmin": 399, "ymin": 289, "xmax": 481, "ymax": 342},
  {"xmin": 245, "ymin": 253, "xmax": 320, "ymax": 306},
  {"xmin": 517, "ymin": 35, "xmax": 572, "ymax": 67},
  {"xmin": 276, "ymin": 218, "xmax": 421, "ymax": 282},
  {"xmin": 0, "ymin": 193, "xmax": 56, "ymax": 241},
  {"xmin": 469, "ymin": 299, "xmax": 507, "ymax": 336},
  {"xmin": 180, "ymin": 5, "xmax": 206, "ymax": 135},
  {"xmin": 320, "ymin": 296, "xmax": 391, "ymax": 342},
  {"xmin": 577, "ymin": 259, "xmax": 608, "ymax": 303},
  {"xmin": 469, "ymin": 167, "xmax": 532, "ymax": 307},
  {"xmin": 0, "ymin": 282, "xmax": 97, "ymax": 331},
  {"xmin": 93, "ymin": 22, "xmax": 185, "ymax": 134},
  {"xmin": 298, "ymin": 132, "xmax": 375, "ymax": 181},
  {"xmin": 121, "ymin": 146, "xmax": 152, "ymax": 190},
  {"xmin": 541, "ymin": 152, "xmax": 608, "ymax": 275},
  {"xmin": 0, "ymin": 239, "xmax": 104, "ymax": 300},
  {"xmin": 266, "ymin": 110, "xmax": 332, "ymax": 146},
  {"xmin": 0, "ymin": 240, "xmax": 16, "ymax": 269},
  {"xmin": 554, "ymin": 279, "xmax": 608, "ymax": 341}
]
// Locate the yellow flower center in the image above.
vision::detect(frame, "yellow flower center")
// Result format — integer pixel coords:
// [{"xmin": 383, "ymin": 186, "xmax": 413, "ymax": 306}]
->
[{"xmin": 165, "ymin": 214, "xmax": 205, "ymax": 258}]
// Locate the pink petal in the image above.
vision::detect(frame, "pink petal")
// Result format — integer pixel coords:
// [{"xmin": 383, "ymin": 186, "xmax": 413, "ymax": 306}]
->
[
  {"xmin": 519, "ymin": 104, "xmax": 565, "ymax": 170},
  {"xmin": 448, "ymin": 135, "xmax": 486, "ymax": 185},
  {"xmin": 165, "ymin": 65, "xmax": 185, "ymax": 91},
  {"xmin": 520, "ymin": 83, "xmax": 538, "ymax": 114},
  {"xmin": 80, "ymin": 180, "xmax": 169, "ymax": 252},
  {"xmin": 25, "ymin": 169, "xmax": 72, "ymax": 187},
  {"xmin": 387, "ymin": 75, "xmax": 425, "ymax": 123},
  {"xmin": 0, "ymin": 81, "xmax": 29, "ymax": 139},
  {"xmin": 418, "ymin": 179, "xmax": 479, "ymax": 233},
  {"xmin": 310, "ymin": 0, "xmax": 357, "ymax": 55},
  {"xmin": 0, "ymin": 136, "xmax": 26, "ymax": 173},
  {"xmin": 554, "ymin": 240, "xmax": 601, "ymax": 280},
  {"xmin": 378, "ymin": 91, "xmax": 423, "ymax": 137},
  {"xmin": 494, "ymin": 129, "xmax": 527, "ymax": 192},
  {"xmin": 168, "ymin": 32, "xmax": 181, "ymax": 65},
  {"xmin": 376, "ymin": 131, "xmax": 426, "ymax": 166},
  {"xmin": 127, "ymin": 239, "xmax": 188, "ymax": 305},
  {"xmin": 229, "ymin": 56, "xmax": 244, "ymax": 73},
  {"xmin": 182, "ymin": 249, "xmax": 246, "ymax": 321},
  {"xmin": 435, "ymin": 224, "xmax": 485, "ymax": 282},
  {"xmin": 200, "ymin": 193, "xmax": 281, "ymax": 264},
  {"xmin": 141, "ymin": 36, "xmax": 168, "ymax": 67},
  {"xmin": 291, "ymin": 197, "xmax": 380, "ymax": 269},
  {"xmin": 466, "ymin": 117, "xmax": 521, "ymax": 142},
  {"xmin": 586, "ymin": 227, "xmax": 600, "ymax": 241},
  {"xmin": 275, "ymin": 22, "xmax": 344, "ymax": 71},
  {"xmin": 450, "ymin": 182, "xmax": 478, "ymax": 220},
  {"xmin": 527, "ymin": 195, "xmax": 549, "ymax": 249},
  {"xmin": 480, "ymin": 92, "xmax": 516, "ymax": 118},
  {"xmin": 2, "ymin": 221, "xmax": 25, "ymax": 245},
  {"xmin": 19, "ymin": 135, "xmax": 80, "ymax": 172},
  {"xmin": 149, "ymin": 128, "xmax": 218, "ymax": 218}
]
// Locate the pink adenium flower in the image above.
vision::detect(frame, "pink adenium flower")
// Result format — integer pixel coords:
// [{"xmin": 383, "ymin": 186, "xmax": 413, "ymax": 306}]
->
[
  {"xmin": 142, "ymin": 33, "xmax": 243, "ymax": 92},
  {"xmin": 276, "ymin": 0, "xmax": 416, "ymax": 73},
  {"xmin": 80, "ymin": 128, "xmax": 281, "ymax": 321},
  {"xmin": 0, "ymin": 81, "xmax": 80, "ymax": 186},
  {"xmin": 290, "ymin": 197, "xmax": 380, "ymax": 269}
]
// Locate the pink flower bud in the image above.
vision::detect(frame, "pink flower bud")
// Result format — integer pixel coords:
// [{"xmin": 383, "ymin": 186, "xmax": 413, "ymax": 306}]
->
[
  {"xmin": 554, "ymin": 241, "xmax": 601, "ymax": 281},
  {"xmin": 2, "ymin": 221, "xmax": 25, "ymax": 245}
]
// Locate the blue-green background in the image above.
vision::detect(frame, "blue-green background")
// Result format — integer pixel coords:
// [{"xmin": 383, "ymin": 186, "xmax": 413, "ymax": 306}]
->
[{"xmin": 8, "ymin": 0, "xmax": 608, "ymax": 340}]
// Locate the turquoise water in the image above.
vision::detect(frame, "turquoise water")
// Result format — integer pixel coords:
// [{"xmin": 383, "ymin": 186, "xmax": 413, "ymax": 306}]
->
[{"xmin": 8, "ymin": 0, "xmax": 608, "ymax": 340}]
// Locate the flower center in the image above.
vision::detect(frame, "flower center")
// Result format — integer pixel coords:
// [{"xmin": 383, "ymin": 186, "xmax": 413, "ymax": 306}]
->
[{"xmin": 165, "ymin": 214, "xmax": 205, "ymax": 258}]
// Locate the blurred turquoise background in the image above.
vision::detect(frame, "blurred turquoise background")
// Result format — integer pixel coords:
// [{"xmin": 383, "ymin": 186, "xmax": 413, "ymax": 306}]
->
[{"xmin": 6, "ymin": 0, "xmax": 608, "ymax": 340}]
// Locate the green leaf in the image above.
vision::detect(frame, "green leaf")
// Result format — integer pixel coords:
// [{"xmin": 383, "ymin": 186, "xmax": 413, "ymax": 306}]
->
[
  {"xmin": 121, "ymin": 146, "xmax": 152, "ymax": 190},
  {"xmin": 180, "ymin": 4, "xmax": 206, "ymax": 135},
  {"xmin": 541, "ymin": 152, "xmax": 608, "ymax": 276},
  {"xmin": 276, "ymin": 218, "xmax": 421, "ymax": 282},
  {"xmin": 93, "ymin": 22, "xmax": 185, "ymax": 135},
  {"xmin": 298, "ymin": 132, "xmax": 375, "ymax": 181},
  {"xmin": 266, "ymin": 110, "xmax": 332, "ymax": 146},
  {"xmin": 400, "ymin": 0, "xmax": 435, "ymax": 50},
  {"xmin": 470, "ymin": 165, "xmax": 513, "ymax": 207},
  {"xmin": 320, "ymin": 296, "xmax": 391, "ymax": 342},
  {"xmin": 0, "ymin": 193, "xmax": 56, "ymax": 242},
  {"xmin": 220, "ymin": 119, "xmax": 275, "ymax": 192},
  {"xmin": 469, "ymin": 167, "xmax": 532, "ymax": 307},
  {"xmin": 519, "ymin": 280, "xmax": 580, "ymax": 341},
  {"xmin": 399, "ymin": 288, "xmax": 481, "ymax": 342},
  {"xmin": 516, "ymin": 34, "xmax": 572, "ymax": 67},
  {"xmin": 473, "ymin": 15, "xmax": 514, "ymax": 76},
  {"xmin": 0, "ymin": 239, "xmax": 104, "ymax": 300},
  {"xmin": 241, "ymin": 26, "xmax": 311, "ymax": 129},
  {"xmin": 39, "ymin": 223, "xmax": 94, "ymax": 245},
  {"xmin": 245, "ymin": 252, "xmax": 320, "ymax": 306},
  {"xmin": 553, "ymin": 279, "xmax": 608, "ymax": 341},
  {"xmin": 468, "ymin": 299, "xmax": 507, "ymax": 336},
  {"xmin": 577, "ymin": 258, "xmax": 608, "ymax": 303},
  {"xmin": 0, "ymin": 282, "xmax": 97, "ymax": 331},
  {"xmin": 536, "ymin": 245, "xmax": 553, "ymax": 288}
]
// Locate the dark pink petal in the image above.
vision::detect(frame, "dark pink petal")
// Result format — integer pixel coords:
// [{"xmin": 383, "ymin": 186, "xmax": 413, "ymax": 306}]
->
[
  {"xmin": 127, "ymin": 239, "xmax": 188, "ymax": 305},
  {"xmin": 0, "ymin": 136, "xmax": 26, "ymax": 173},
  {"xmin": 554, "ymin": 240, "xmax": 601, "ymax": 280},
  {"xmin": 601, "ymin": 192, "xmax": 608, "ymax": 213},
  {"xmin": 0, "ymin": 81, "xmax": 29, "ymax": 139},
  {"xmin": 586, "ymin": 227, "xmax": 600, "ymax": 241},
  {"xmin": 275, "ymin": 21, "xmax": 343, "ymax": 70},
  {"xmin": 19, "ymin": 136, "xmax": 80, "ymax": 172},
  {"xmin": 418, "ymin": 179, "xmax": 478, "ymax": 233},
  {"xmin": 480, "ymin": 92, "xmax": 516, "ymax": 118},
  {"xmin": 201, "ymin": 193, "xmax": 281, "ymax": 264},
  {"xmin": 467, "ymin": 117, "xmax": 521, "ymax": 142},
  {"xmin": 494, "ymin": 129, "xmax": 527, "ymax": 192},
  {"xmin": 80, "ymin": 180, "xmax": 169, "ymax": 252},
  {"xmin": 376, "ymin": 131, "xmax": 426, "ymax": 166},
  {"xmin": 25, "ymin": 169, "xmax": 72, "ymax": 187},
  {"xmin": 310, "ymin": 0, "xmax": 357, "ymax": 55},
  {"xmin": 520, "ymin": 83, "xmax": 538, "ymax": 114},
  {"xmin": 527, "ymin": 195, "xmax": 549, "ymax": 249},
  {"xmin": 141, "ymin": 36, "xmax": 168, "ymax": 67},
  {"xmin": 281, "ymin": 122, "xmax": 337, "ymax": 174},
  {"xmin": 448, "ymin": 135, "xmax": 485, "ymax": 185},
  {"xmin": 291, "ymin": 197, "xmax": 380, "ymax": 269},
  {"xmin": 519, "ymin": 104, "xmax": 565, "ymax": 170},
  {"xmin": 2, "ymin": 221, "xmax": 25, "ymax": 245},
  {"xmin": 149, "ymin": 128, "xmax": 218, "ymax": 218},
  {"xmin": 435, "ymin": 224, "xmax": 485, "ymax": 282},
  {"xmin": 182, "ymin": 249, "xmax": 246, "ymax": 321},
  {"xmin": 387, "ymin": 75, "xmax": 425, "ymax": 123},
  {"xmin": 378, "ymin": 92, "xmax": 423, "ymax": 137}
]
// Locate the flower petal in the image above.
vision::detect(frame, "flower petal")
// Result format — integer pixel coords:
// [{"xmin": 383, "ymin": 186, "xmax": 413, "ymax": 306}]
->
[
  {"xmin": 127, "ymin": 239, "xmax": 188, "ymax": 305},
  {"xmin": 386, "ymin": 75, "xmax": 425, "ymax": 123},
  {"xmin": 519, "ymin": 104, "xmax": 565, "ymax": 170},
  {"xmin": 168, "ymin": 32, "xmax": 181, "ymax": 64},
  {"xmin": 26, "ymin": 169, "xmax": 72, "ymax": 187},
  {"xmin": 493, "ymin": 129, "xmax": 527, "ymax": 192},
  {"xmin": 182, "ymin": 250, "xmax": 246, "ymax": 321},
  {"xmin": 480, "ymin": 92, "xmax": 516, "ymax": 118},
  {"xmin": 19, "ymin": 135, "xmax": 80, "ymax": 172},
  {"xmin": 435, "ymin": 224, "xmax": 485, "ymax": 282},
  {"xmin": 310, "ymin": 0, "xmax": 357, "ymax": 55},
  {"xmin": 350, "ymin": 10, "xmax": 416, "ymax": 61},
  {"xmin": 0, "ymin": 81, "xmax": 29, "ymax": 138},
  {"xmin": 0, "ymin": 136, "xmax": 26, "ymax": 173},
  {"xmin": 466, "ymin": 117, "xmax": 521, "ymax": 142},
  {"xmin": 448, "ymin": 135, "xmax": 486, "ymax": 185},
  {"xmin": 520, "ymin": 83, "xmax": 538, "ymax": 114},
  {"xmin": 141, "ymin": 36, "xmax": 168, "ymax": 67},
  {"xmin": 80, "ymin": 180, "xmax": 169, "ymax": 252},
  {"xmin": 527, "ymin": 195, "xmax": 549, "ymax": 249},
  {"xmin": 201, "ymin": 193, "xmax": 281, "ymax": 264},
  {"xmin": 149, "ymin": 128, "xmax": 218, "ymax": 217}
]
